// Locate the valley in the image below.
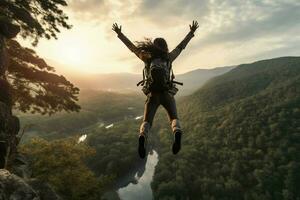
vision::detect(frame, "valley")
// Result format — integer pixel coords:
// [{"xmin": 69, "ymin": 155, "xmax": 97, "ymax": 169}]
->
[{"xmin": 19, "ymin": 58, "xmax": 300, "ymax": 199}]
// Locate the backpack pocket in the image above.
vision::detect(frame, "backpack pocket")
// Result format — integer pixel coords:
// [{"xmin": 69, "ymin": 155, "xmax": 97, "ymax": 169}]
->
[{"xmin": 149, "ymin": 66, "xmax": 168, "ymax": 91}]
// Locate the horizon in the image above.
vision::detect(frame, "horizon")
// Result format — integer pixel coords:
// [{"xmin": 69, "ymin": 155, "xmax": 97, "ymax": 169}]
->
[
  {"xmin": 52, "ymin": 55, "xmax": 299, "ymax": 79},
  {"xmin": 18, "ymin": 0, "xmax": 300, "ymax": 76}
]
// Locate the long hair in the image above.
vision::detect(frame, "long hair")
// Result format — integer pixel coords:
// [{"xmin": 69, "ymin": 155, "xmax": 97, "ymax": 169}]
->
[{"xmin": 135, "ymin": 37, "xmax": 169, "ymax": 60}]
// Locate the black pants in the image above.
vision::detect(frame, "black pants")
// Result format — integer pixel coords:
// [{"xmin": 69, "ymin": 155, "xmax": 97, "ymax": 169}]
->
[{"xmin": 139, "ymin": 91, "xmax": 181, "ymax": 136}]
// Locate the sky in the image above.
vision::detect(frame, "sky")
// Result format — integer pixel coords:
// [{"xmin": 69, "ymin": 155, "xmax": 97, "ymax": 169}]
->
[{"xmin": 20, "ymin": 0, "xmax": 300, "ymax": 75}]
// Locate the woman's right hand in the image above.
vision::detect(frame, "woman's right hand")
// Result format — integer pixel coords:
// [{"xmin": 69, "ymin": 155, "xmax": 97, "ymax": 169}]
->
[
  {"xmin": 112, "ymin": 23, "xmax": 122, "ymax": 35},
  {"xmin": 189, "ymin": 20, "xmax": 199, "ymax": 33}
]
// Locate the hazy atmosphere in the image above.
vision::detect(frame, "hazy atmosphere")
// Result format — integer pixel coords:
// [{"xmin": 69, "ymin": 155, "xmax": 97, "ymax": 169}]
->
[
  {"xmin": 19, "ymin": 0, "xmax": 300, "ymax": 75},
  {"xmin": 1, "ymin": 0, "xmax": 300, "ymax": 199}
]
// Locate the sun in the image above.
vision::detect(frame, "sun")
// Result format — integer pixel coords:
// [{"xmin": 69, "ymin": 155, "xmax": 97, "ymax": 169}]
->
[{"xmin": 55, "ymin": 37, "xmax": 90, "ymax": 68}]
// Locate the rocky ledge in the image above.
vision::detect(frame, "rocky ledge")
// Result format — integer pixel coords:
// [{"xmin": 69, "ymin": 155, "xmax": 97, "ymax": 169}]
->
[{"xmin": 0, "ymin": 169, "xmax": 62, "ymax": 200}]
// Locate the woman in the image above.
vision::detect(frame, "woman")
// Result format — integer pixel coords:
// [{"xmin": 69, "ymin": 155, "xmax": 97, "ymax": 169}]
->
[{"xmin": 112, "ymin": 21, "xmax": 199, "ymax": 158}]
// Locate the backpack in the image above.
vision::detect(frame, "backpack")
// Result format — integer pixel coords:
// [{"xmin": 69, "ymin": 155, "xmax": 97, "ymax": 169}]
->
[{"xmin": 137, "ymin": 57, "xmax": 183, "ymax": 95}]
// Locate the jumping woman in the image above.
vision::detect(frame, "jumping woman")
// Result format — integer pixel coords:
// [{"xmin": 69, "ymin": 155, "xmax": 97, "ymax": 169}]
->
[{"xmin": 112, "ymin": 21, "xmax": 199, "ymax": 158}]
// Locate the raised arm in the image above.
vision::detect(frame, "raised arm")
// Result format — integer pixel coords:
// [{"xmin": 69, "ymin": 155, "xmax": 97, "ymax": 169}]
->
[
  {"xmin": 169, "ymin": 20, "xmax": 199, "ymax": 62},
  {"xmin": 112, "ymin": 23, "xmax": 148, "ymax": 61}
]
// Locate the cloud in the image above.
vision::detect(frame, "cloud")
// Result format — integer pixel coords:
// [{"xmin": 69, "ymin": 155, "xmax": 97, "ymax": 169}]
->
[
  {"xmin": 164, "ymin": 0, "xmax": 300, "ymax": 71},
  {"xmin": 66, "ymin": 0, "xmax": 109, "ymax": 20},
  {"xmin": 244, "ymin": 35, "xmax": 300, "ymax": 62},
  {"xmin": 41, "ymin": 0, "xmax": 300, "ymax": 73},
  {"xmin": 179, "ymin": 0, "xmax": 300, "ymax": 69},
  {"xmin": 193, "ymin": 0, "xmax": 300, "ymax": 47},
  {"xmin": 67, "ymin": 0, "xmax": 141, "ymax": 22},
  {"xmin": 134, "ymin": 0, "xmax": 211, "ymax": 26},
  {"xmin": 67, "ymin": 0, "xmax": 300, "ymax": 45}
]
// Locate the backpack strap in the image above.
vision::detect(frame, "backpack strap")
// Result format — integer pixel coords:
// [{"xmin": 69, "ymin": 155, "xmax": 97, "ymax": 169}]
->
[
  {"xmin": 137, "ymin": 67, "xmax": 146, "ymax": 86},
  {"xmin": 167, "ymin": 57, "xmax": 173, "ymax": 82},
  {"xmin": 137, "ymin": 62, "xmax": 151, "ymax": 87},
  {"xmin": 171, "ymin": 69, "xmax": 175, "ymax": 82},
  {"xmin": 168, "ymin": 58, "xmax": 183, "ymax": 86}
]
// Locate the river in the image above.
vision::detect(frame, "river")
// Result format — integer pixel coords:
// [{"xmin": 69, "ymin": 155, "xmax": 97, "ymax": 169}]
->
[{"xmin": 117, "ymin": 150, "xmax": 158, "ymax": 200}]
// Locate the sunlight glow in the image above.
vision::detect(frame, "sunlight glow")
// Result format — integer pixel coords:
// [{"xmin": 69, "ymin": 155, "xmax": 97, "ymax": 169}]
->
[
  {"xmin": 17, "ymin": 0, "xmax": 299, "ymax": 75},
  {"xmin": 55, "ymin": 37, "xmax": 91, "ymax": 67}
]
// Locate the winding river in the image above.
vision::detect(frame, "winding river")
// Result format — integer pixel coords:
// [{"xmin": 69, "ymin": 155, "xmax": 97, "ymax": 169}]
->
[{"xmin": 117, "ymin": 150, "xmax": 158, "ymax": 200}]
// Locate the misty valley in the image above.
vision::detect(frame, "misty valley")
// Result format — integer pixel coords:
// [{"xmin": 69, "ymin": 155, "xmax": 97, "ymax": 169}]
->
[{"xmin": 16, "ymin": 57, "xmax": 300, "ymax": 200}]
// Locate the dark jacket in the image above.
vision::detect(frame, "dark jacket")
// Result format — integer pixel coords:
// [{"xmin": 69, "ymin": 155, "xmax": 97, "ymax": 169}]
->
[{"xmin": 117, "ymin": 31, "xmax": 194, "ymax": 64}]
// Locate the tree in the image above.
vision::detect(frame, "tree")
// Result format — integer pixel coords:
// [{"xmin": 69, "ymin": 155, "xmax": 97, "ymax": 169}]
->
[
  {"xmin": 7, "ymin": 39, "xmax": 80, "ymax": 114},
  {"xmin": 0, "ymin": 0, "xmax": 80, "ymax": 115},
  {"xmin": 21, "ymin": 137, "xmax": 113, "ymax": 200},
  {"xmin": 0, "ymin": 0, "xmax": 78, "ymax": 168},
  {"xmin": 0, "ymin": 0, "xmax": 71, "ymax": 46}
]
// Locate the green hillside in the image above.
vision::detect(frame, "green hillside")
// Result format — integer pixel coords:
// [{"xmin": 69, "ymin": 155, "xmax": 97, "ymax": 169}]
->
[
  {"xmin": 191, "ymin": 57, "xmax": 300, "ymax": 109},
  {"xmin": 152, "ymin": 57, "xmax": 300, "ymax": 199},
  {"xmin": 18, "ymin": 57, "xmax": 300, "ymax": 199},
  {"xmin": 176, "ymin": 66, "xmax": 234, "ymax": 96}
]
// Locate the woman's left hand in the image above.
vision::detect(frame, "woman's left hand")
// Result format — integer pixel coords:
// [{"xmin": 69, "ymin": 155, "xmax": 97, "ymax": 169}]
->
[{"xmin": 112, "ymin": 23, "xmax": 122, "ymax": 34}]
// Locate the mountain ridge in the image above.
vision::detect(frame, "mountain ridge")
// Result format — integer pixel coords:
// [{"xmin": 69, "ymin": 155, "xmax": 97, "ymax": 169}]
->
[
  {"xmin": 68, "ymin": 66, "xmax": 235, "ymax": 96},
  {"xmin": 152, "ymin": 56, "xmax": 300, "ymax": 199}
]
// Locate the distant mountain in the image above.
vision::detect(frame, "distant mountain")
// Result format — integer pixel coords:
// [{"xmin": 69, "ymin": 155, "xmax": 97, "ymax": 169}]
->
[
  {"xmin": 152, "ymin": 56, "xmax": 300, "ymax": 199},
  {"xmin": 69, "ymin": 66, "xmax": 235, "ymax": 96},
  {"xmin": 70, "ymin": 73, "xmax": 141, "ymax": 92},
  {"xmin": 175, "ymin": 66, "xmax": 234, "ymax": 96}
]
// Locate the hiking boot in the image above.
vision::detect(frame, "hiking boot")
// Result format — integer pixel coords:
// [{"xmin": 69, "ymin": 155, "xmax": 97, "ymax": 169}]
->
[
  {"xmin": 138, "ymin": 135, "xmax": 146, "ymax": 159},
  {"xmin": 172, "ymin": 131, "xmax": 182, "ymax": 154}
]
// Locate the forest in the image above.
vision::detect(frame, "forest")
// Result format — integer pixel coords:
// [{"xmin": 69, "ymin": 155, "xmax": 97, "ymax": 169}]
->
[
  {"xmin": 151, "ymin": 57, "xmax": 300, "ymax": 200},
  {"xmin": 20, "ymin": 56, "xmax": 300, "ymax": 200}
]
